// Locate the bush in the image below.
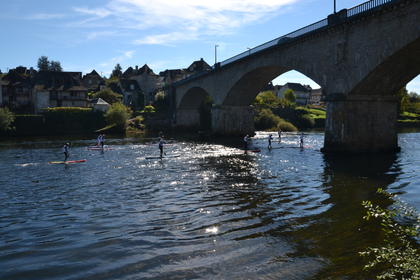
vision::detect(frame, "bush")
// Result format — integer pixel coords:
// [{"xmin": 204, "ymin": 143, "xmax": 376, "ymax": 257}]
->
[
  {"xmin": 105, "ymin": 103, "xmax": 132, "ymax": 131},
  {"xmin": 360, "ymin": 188, "xmax": 420, "ymax": 279},
  {"xmin": 277, "ymin": 118, "xmax": 298, "ymax": 132},
  {"xmin": 92, "ymin": 88, "xmax": 122, "ymax": 104},
  {"xmin": 42, "ymin": 107, "xmax": 106, "ymax": 134},
  {"xmin": 255, "ymin": 108, "xmax": 283, "ymax": 130},
  {"xmin": 0, "ymin": 107, "xmax": 15, "ymax": 132}
]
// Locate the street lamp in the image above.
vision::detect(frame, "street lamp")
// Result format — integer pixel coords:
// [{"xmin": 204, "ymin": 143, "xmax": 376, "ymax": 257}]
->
[
  {"xmin": 247, "ymin": 47, "xmax": 251, "ymax": 55},
  {"xmin": 215, "ymin": 44, "xmax": 219, "ymax": 65},
  {"xmin": 334, "ymin": 0, "xmax": 336, "ymax": 13}
]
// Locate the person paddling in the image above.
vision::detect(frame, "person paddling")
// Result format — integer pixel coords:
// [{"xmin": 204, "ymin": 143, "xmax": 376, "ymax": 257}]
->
[
  {"xmin": 278, "ymin": 128, "xmax": 282, "ymax": 143},
  {"xmin": 299, "ymin": 132, "xmax": 304, "ymax": 149},
  {"xmin": 99, "ymin": 134, "xmax": 105, "ymax": 148},
  {"xmin": 243, "ymin": 134, "xmax": 250, "ymax": 154},
  {"xmin": 268, "ymin": 134, "xmax": 273, "ymax": 150},
  {"xmin": 63, "ymin": 143, "xmax": 70, "ymax": 161},
  {"xmin": 159, "ymin": 136, "xmax": 165, "ymax": 159}
]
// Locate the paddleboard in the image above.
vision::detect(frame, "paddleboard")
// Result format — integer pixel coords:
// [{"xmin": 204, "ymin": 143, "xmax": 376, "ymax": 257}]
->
[
  {"xmin": 49, "ymin": 159, "xmax": 87, "ymax": 164},
  {"xmin": 242, "ymin": 149, "xmax": 261, "ymax": 153},
  {"xmin": 145, "ymin": 155, "xmax": 180, "ymax": 160},
  {"xmin": 87, "ymin": 146, "xmax": 113, "ymax": 150}
]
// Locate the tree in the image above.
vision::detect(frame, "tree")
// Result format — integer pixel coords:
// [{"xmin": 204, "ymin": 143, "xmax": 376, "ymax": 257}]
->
[
  {"xmin": 92, "ymin": 88, "xmax": 122, "ymax": 104},
  {"xmin": 49, "ymin": 61, "xmax": 62, "ymax": 72},
  {"xmin": 37, "ymin": 56, "xmax": 49, "ymax": 71},
  {"xmin": 0, "ymin": 107, "xmax": 15, "ymax": 132},
  {"xmin": 37, "ymin": 56, "xmax": 63, "ymax": 72},
  {"xmin": 111, "ymin": 64, "xmax": 122, "ymax": 78},
  {"xmin": 105, "ymin": 103, "xmax": 132, "ymax": 130},
  {"xmin": 284, "ymin": 89, "xmax": 296, "ymax": 103}
]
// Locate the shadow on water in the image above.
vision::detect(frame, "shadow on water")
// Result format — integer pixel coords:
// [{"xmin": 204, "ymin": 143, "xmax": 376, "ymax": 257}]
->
[{"xmin": 293, "ymin": 153, "xmax": 400, "ymax": 279}]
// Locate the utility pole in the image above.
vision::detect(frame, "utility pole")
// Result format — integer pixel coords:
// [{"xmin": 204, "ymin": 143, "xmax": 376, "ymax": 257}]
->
[{"xmin": 215, "ymin": 44, "xmax": 219, "ymax": 65}]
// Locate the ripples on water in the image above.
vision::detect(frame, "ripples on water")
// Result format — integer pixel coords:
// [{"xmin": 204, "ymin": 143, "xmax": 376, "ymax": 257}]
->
[{"xmin": 0, "ymin": 132, "xmax": 419, "ymax": 279}]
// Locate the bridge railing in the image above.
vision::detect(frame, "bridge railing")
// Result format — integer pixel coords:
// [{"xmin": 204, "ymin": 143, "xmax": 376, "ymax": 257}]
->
[
  {"xmin": 175, "ymin": 0, "xmax": 400, "ymax": 86},
  {"xmin": 347, "ymin": 0, "xmax": 395, "ymax": 17}
]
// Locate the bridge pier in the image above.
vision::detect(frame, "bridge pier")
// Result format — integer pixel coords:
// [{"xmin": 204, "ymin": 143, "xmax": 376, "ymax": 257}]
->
[
  {"xmin": 322, "ymin": 95, "xmax": 399, "ymax": 153},
  {"xmin": 212, "ymin": 105, "xmax": 255, "ymax": 136},
  {"xmin": 175, "ymin": 108, "xmax": 201, "ymax": 129}
]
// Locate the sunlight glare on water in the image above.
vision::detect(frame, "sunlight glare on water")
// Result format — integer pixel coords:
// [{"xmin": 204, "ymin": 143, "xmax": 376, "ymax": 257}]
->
[{"xmin": 0, "ymin": 132, "xmax": 419, "ymax": 279}]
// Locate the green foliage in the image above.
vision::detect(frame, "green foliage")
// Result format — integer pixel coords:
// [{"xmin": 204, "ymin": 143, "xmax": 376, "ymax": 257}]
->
[
  {"xmin": 254, "ymin": 108, "xmax": 283, "ymax": 130},
  {"xmin": 42, "ymin": 107, "xmax": 105, "ymax": 134},
  {"xmin": 0, "ymin": 107, "xmax": 15, "ymax": 132},
  {"xmin": 43, "ymin": 107, "xmax": 92, "ymax": 113},
  {"xmin": 92, "ymin": 88, "xmax": 122, "ymax": 104},
  {"xmin": 277, "ymin": 118, "xmax": 298, "ymax": 132},
  {"xmin": 254, "ymin": 91, "xmax": 279, "ymax": 107},
  {"xmin": 37, "ymin": 56, "xmax": 49, "ymax": 71},
  {"xmin": 37, "ymin": 56, "xmax": 62, "ymax": 72},
  {"xmin": 284, "ymin": 89, "xmax": 296, "ymax": 103},
  {"xmin": 105, "ymin": 103, "xmax": 132, "ymax": 130},
  {"xmin": 153, "ymin": 91, "xmax": 170, "ymax": 113},
  {"xmin": 360, "ymin": 188, "xmax": 420, "ymax": 279},
  {"xmin": 141, "ymin": 105, "xmax": 156, "ymax": 114},
  {"xmin": 111, "ymin": 63, "xmax": 123, "ymax": 78}
]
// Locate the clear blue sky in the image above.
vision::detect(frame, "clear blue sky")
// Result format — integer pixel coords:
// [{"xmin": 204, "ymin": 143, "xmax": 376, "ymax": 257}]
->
[{"xmin": 0, "ymin": 0, "xmax": 418, "ymax": 92}]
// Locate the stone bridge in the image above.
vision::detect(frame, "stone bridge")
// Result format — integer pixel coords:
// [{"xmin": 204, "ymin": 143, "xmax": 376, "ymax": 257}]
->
[{"xmin": 171, "ymin": 0, "xmax": 420, "ymax": 153}]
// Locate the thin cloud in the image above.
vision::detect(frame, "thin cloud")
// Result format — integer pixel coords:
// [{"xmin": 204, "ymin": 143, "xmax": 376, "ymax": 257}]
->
[
  {"xmin": 74, "ymin": 0, "xmax": 298, "ymax": 45},
  {"xmin": 26, "ymin": 13, "xmax": 65, "ymax": 20},
  {"xmin": 99, "ymin": 50, "xmax": 135, "ymax": 68}
]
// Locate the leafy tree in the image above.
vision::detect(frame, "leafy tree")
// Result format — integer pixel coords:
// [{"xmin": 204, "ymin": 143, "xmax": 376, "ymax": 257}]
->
[
  {"xmin": 93, "ymin": 88, "xmax": 122, "ymax": 104},
  {"xmin": 284, "ymin": 89, "xmax": 296, "ymax": 104},
  {"xmin": 111, "ymin": 64, "xmax": 123, "ymax": 78},
  {"xmin": 104, "ymin": 103, "xmax": 132, "ymax": 130},
  {"xmin": 360, "ymin": 188, "xmax": 420, "ymax": 279},
  {"xmin": 37, "ymin": 56, "xmax": 63, "ymax": 72},
  {"xmin": 0, "ymin": 107, "xmax": 15, "ymax": 132},
  {"xmin": 37, "ymin": 56, "xmax": 50, "ymax": 71},
  {"xmin": 254, "ymin": 90, "xmax": 279, "ymax": 108},
  {"xmin": 49, "ymin": 60, "xmax": 62, "ymax": 72}
]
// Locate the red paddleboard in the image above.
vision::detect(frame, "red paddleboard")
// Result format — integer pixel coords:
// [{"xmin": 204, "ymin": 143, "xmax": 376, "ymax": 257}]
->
[{"xmin": 49, "ymin": 159, "xmax": 87, "ymax": 164}]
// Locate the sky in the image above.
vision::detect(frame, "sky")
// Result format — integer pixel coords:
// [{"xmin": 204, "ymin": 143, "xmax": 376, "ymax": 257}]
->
[{"xmin": 0, "ymin": 0, "xmax": 418, "ymax": 92}]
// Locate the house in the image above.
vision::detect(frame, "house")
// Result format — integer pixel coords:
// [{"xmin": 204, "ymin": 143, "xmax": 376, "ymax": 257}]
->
[
  {"xmin": 159, "ymin": 69, "xmax": 188, "ymax": 86},
  {"xmin": 82, "ymin": 70, "xmax": 105, "ymax": 92},
  {"xmin": 186, "ymin": 58, "xmax": 212, "ymax": 73},
  {"xmin": 121, "ymin": 64, "xmax": 160, "ymax": 105},
  {"xmin": 0, "ymin": 67, "xmax": 34, "ymax": 113},
  {"xmin": 309, "ymin": 88, "xmax": 323, "ymax": 105},
  {"xmin": 119, "ymin": 78, "xmax": 143, "ymax": 108},
  {"xmin": 33, "ymin": 71, "xmax": 88, "ymax": 112},
  {"xmin": 276, "ymin": 82, "xmax": 312, "ymax": 105},
  {"xmin": 92, "ymin": 98, "xmax": 110, "ymax": 112}
]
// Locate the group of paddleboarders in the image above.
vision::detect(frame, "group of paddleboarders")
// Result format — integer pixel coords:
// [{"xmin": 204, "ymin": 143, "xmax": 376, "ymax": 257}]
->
[{"xmin": 243, "ymin": 129, "xmax": 304, "ymax": 152}]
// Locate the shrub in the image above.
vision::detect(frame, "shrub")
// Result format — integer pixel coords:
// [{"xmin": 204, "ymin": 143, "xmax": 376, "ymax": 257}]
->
[
  {"xmin": 92, "ymin": 88, "xmax": 122, "ymax": 104},
  {"xmin": 42, "ymin": 107, "xmax": 105, "ymax": 133},
  {"xmin": 0, "ymin": 107, "xmax": 15, "ymax": 132},
  {"xmin": 105, "ymin": 103, "xmax": 132, "ymax": 131},
  {"xmin": 255, "ymin": 108, "xmax": 283, "ymax": 130},
  {"xmin": 277, "ymin": 118, "xmax": 298, "ymax": 132},
  {"xmin": 360, "ymin": 188, "xmax": 420, "ymax": 279}
]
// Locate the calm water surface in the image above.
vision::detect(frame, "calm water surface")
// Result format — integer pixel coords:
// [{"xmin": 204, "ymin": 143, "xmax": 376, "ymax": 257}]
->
[{"xmin": 1, "ymin": 132, "xmax": 419, "ymax": 279}]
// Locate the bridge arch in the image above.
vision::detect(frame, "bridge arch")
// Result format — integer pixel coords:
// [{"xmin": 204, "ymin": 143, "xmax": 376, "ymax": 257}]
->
[
  {"xmin": 223, "ymin": 66, "xmax": 323, "ymax": 106},
  {"xmin": 176, "ymin": 86, "xmax": 212, "ymax": 129}
]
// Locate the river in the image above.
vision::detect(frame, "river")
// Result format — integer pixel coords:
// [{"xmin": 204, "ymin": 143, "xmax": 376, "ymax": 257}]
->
[{"xmin": 0, "ymin": 132, "xmax": 419, "ymax": 279}]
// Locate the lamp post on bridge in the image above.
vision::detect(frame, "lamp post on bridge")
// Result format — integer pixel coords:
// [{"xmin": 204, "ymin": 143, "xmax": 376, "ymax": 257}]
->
[
  {"xmin": 334, "ymin": 0, "xmax": 336, "ymax": 13},
  {"xmin": 215, "ymin": 44, "xmax": 219, "ymax": 65},
  {"xmin": 247, "ymin": 47, "xmax": 251, "ymax": 55}
]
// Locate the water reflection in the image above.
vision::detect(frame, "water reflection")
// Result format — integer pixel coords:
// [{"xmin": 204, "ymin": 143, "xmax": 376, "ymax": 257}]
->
[{"xmin": 0, "ymin": 133, "xmax": 417, "ymax": 280}]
